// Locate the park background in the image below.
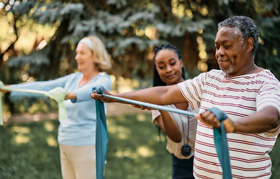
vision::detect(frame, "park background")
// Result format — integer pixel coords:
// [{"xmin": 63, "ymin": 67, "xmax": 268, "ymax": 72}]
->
[{"xmin": 0, "ymin": 0, "xmax": 280, "ymax": 178}]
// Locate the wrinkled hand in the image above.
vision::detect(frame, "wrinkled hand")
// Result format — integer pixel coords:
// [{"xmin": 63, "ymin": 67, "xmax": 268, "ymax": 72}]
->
[
  {"xmin": 0, "ymin": 84, "xmax": 11, "ymax": 94},
  {"xmin": 47, "ymin": 87, "xmax": 66, "ymax": 102},
  {"xmin": 91, "ymin": 89, "xmax": 113, "ymax": 103},
  {"xmin": 195, "ymin": 110, "xmax": 235, "ymax": 133},
  {"xmin": 64, "ymin": 92, "xmax": 77, "ymax": 100},
  {"xmin": 131, "ymin": 104, "xmax": 154, "ymax": 110}
]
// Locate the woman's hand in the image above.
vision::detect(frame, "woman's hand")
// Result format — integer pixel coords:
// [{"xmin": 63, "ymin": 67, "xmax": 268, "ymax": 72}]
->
[
  {"xmin": 91, "ymin": 89, "xmax": 113, "ymax": 103},
  {"xmin": 64, "ymin": 92, "xmax": 77, "ymax": 100},
  {"xmin": 131, "ymin": 104, "xmax": 154, "ymax": 110},
  {"xmin": 195, "ymin": 111, "xmax": 235, "ymax": 133},
  {"xmin": 0, "ymin": 84, "xmax": 11, "ymax": 94}
]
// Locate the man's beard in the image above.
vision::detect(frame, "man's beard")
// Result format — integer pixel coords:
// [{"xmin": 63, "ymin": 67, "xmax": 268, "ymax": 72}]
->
[{"xmin": 220, "ymin": 64, "xmax": 234, "ymax": 76}]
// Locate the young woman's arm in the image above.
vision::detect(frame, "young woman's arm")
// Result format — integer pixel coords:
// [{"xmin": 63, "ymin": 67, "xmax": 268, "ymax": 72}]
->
[
  {"xmin": 91, "ymin": 84, "xmax": 186, "ymax": 105},
  {"xmin": 155, "ymin": 110, "xmax": 182, "ymax": 143}
]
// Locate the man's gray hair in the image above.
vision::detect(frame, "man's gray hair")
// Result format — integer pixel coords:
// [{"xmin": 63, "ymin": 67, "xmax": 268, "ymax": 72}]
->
[{"xmin": 218, "ymin": 16, "xmax": 259, "ymax": 57}]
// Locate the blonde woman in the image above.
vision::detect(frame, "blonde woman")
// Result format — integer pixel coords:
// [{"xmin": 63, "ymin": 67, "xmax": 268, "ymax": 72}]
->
[{"xmin": 2, "ymin": 36, "xmax": 112, "ymax": 179}]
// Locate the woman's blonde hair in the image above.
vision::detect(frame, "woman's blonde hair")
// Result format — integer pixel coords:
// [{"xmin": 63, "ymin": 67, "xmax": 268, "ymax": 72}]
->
[{"xmin": 83, "ymin": 36, "xmax": 111, "ymax": 72}]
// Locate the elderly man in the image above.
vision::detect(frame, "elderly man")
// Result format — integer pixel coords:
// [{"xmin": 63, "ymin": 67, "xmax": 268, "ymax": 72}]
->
[{"xmin": 92, "ymin": 16, "xmax": 280, "ymax": 178}]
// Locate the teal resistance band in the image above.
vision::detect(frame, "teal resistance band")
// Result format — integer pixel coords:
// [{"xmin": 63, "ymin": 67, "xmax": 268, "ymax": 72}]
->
[
  {"xmin": 207, "ymin": 107, "xmax": 232, "ymax": 179},
  {"xmin": 0, "ymin": 81, "xmax": 68, "ymax": 125},
  {"xmin": 93, "ymin": 87, "xmax": 108, "ymax": 179},
  {"xmin": 93, "ymin": 86, "xmax": 232, "ymax": 179}
]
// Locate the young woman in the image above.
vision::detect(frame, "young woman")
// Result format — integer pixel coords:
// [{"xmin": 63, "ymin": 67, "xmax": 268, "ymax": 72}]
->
[
  {"xmin": 132, "ymin": 44, "xmax": 197, "ymax": 178},
  {"xmin": 1, "ymin": 36, "xmax": 112, "ymax": 179},
  {"xmin": 151, "ymin": 44, "xmax": 197, "ymax": 179}
]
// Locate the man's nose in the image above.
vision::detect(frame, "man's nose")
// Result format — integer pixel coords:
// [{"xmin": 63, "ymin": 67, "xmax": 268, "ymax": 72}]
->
[{"xmin": 216, "ymin": 47, "xmax": 225, "ymax": 57}]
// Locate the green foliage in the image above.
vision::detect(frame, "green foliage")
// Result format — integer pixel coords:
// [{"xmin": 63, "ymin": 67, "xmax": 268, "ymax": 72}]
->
[
  {"xmin": 271, "ymin": 136, "xmax": 280, "ymax": 179},
  {"xmin": 1, "ymin": 0, "xmax": 280, "ymax": 81},
  {"xmin": 255, "ymin": 17, "xmax": 280, "ymax": 79},
  {"xmin": 9, "ymin": 50, "xmax": 50, "ymax": 74}
]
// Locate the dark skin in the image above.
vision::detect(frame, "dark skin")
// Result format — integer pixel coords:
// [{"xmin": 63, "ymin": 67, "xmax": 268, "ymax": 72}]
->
[
  {"xmin": 132, "ymin": 49, "xmax": 186, "ymax": 142},
  {"xmin": 91, "ymin": 27, "xmax": 279, "ymax": 134},
  {"xmin": 154, "ymin": 49, "xmax": 185, "ymax": 142},
  {"xmin": 198, "ymin": 27, "xmax": 279, "ymax": 132},
  {"xmin": 214, "ymin": 27, "xmax": 262, "ymax": 77}
]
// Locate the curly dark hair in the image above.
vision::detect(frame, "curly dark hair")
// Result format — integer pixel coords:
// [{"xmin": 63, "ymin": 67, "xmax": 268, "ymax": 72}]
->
[
  {"xmin": 218, "ymin": 16, "xmax": 259, "ymax": 57},
  {"xmin": 153, "ymin": 44, "xmax": 186, "ymax": 87}
]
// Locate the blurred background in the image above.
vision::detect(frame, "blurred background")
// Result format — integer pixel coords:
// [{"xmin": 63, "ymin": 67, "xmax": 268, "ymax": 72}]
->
[{"xmin": 0, "ymin": 0, "xmax": 280, "ymax": 178}]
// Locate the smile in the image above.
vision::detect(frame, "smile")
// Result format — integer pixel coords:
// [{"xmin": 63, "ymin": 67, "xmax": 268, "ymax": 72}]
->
[{"xmin": 166, "ymin": 74, "xmax": 176, "ymax": 79}]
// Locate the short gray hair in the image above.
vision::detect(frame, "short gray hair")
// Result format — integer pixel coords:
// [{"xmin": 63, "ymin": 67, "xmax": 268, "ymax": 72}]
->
[{"xmin": 218, "ymin": 16, "xmax": 259, "ymax": 57}]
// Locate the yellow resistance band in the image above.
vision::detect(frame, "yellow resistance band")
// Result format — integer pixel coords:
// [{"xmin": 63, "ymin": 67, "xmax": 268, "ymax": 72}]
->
[{"xmin": 0, "ymin": 81, "xmax": 68, "ymax": 125}]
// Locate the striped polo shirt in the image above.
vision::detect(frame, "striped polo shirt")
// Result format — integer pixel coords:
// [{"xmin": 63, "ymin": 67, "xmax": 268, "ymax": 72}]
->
[{"xmin": 178, "ymin": 69, "xmax": 280, "ymax": 179}]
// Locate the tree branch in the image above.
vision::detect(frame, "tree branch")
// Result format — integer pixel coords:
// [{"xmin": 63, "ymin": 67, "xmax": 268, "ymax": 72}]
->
[
  {"xmin": 0, "ymin": 11, "xmax": 19, "ymax": 67},
  {"xmin": 156, "ymin": 0, "xmax": 180, "ymax": 23}
]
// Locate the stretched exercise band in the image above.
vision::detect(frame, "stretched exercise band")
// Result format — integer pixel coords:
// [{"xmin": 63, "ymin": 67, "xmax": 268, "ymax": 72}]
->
[
  {"xmin": 93, "ymin": 87, "xmax": 108, "ymax": 179},
  {"xmin": 93, "ymin": 86, "xmax": 232, "ymax": 179},
  {"xmin": 101, "ymin": 93, "xmax": 195, "ymax": 117},
  {"xmin": 0, "ymin": 81, "xmax": 68, "ymax": 125},
  {"xmin": 207, "ymin": 107, "xmax": 232, "ymax": 179}
]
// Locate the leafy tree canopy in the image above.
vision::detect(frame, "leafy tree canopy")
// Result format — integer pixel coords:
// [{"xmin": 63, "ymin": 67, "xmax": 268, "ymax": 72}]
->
[{"xmin": 0, "ymin": 0, "xmax": 279, "ymax": 89}]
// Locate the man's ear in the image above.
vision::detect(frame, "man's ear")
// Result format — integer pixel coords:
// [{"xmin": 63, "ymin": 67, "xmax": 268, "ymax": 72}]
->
[{"xmin": 247, "ymin": 37, "xmax": 254, "ymax": 53}]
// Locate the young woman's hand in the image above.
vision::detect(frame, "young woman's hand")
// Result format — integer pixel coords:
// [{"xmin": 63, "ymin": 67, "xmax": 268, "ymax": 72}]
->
[
  {"xmin": 131, "ymin": 104, "xmax": 154, "ymax": 110},
  {"xmin": 64, "ymin": 92, "xmax": 77, "ymax": 100},
  {"xmin": 91, "ymin": 89, "xmax": 113, "ymax": 103}
]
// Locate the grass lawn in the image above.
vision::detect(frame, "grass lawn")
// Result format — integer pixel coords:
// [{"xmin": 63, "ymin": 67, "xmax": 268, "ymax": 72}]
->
[{"xmin": 0, "ymin": 113, "xmax": 279, "ymax": 179}]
